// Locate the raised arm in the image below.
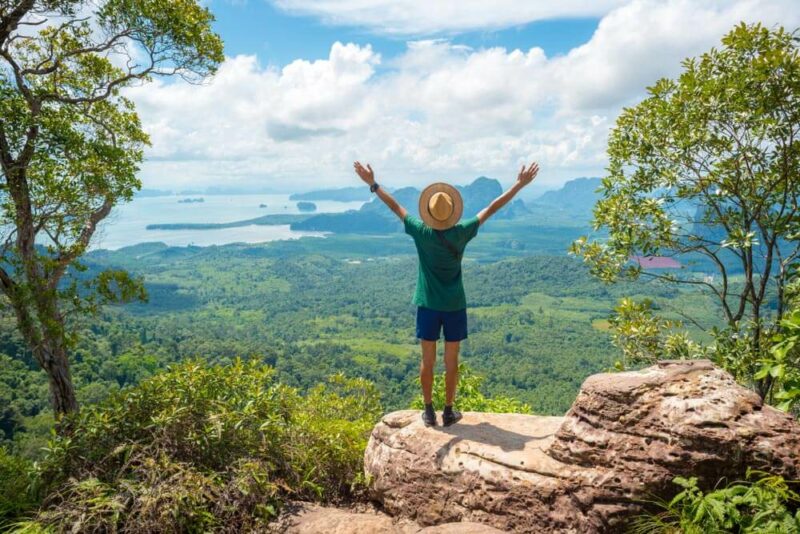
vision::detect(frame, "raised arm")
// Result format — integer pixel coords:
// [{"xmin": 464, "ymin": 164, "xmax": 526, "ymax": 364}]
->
[
  {"xmin": 477, "ymin": 162, "xmax": 539, "ymax": 225},
  {"xmin": 353, "ymin": 161, "xmax": 408, "ymax": 221}
]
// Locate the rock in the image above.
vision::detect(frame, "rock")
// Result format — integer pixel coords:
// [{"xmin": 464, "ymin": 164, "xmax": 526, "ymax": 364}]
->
[
  {"xmin": 364, "ymin": 360, "xmax": 800, "ymax": 533},
  {"xmin": 272, "ymin": 503, "xmax": 396, "ymax": 533},
  {"xmin": 272, "ymin": 503, "xmax": 504, "ymax": 533}
]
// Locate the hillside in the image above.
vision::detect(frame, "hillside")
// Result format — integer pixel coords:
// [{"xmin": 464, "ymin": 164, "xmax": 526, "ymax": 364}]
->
[{"xmin": 0, "ymin": 245, "xmax": 722, "ymax": 459}]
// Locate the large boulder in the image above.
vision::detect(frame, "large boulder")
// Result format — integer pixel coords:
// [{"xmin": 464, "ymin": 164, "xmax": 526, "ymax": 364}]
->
[{"xmin": 364, "ymin": 360, "xmax": 800, "ymax": 533}]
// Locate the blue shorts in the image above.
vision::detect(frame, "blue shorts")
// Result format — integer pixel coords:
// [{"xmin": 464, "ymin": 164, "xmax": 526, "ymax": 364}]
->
[{"xmin": 416, "ymin": 307, "xmax": 468, "ymax": 342}]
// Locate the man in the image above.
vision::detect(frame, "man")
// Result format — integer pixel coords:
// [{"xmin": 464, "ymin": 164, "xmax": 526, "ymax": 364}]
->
[{"xmin": 353, "ymin": 161, "xmax": 539, "ymax": 426}]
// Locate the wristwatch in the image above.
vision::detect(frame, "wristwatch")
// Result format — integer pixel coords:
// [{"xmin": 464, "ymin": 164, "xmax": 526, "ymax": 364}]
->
[{"xmin": 370, "ymin": 183, "xmax": 380, "ymax": 193}]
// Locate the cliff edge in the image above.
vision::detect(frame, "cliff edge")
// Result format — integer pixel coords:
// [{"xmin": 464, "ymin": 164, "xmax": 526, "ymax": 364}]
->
[{"xmin": 364, "ymin": 360, "xmax": 800, "ymax": 533}]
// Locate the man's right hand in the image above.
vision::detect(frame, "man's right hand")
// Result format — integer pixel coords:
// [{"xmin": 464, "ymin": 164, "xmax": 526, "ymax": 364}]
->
[
  {"xmin": 516, "ymin": 162, "xmax": 539, "ymax": 187},
  {"xmin": 353, "ymin": 161, "xmax": 375, "ymax": 185}
]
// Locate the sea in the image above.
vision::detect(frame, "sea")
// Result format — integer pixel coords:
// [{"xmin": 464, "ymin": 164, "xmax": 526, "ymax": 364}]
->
[{"xmin": 91, "ymin": 194, "xmax": 365, "ymax": 250}]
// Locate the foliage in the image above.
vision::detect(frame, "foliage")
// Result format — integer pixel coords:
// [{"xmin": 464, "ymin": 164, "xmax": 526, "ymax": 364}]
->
[
  {"xmin": 15, "ymin": 360, "xmax": 381, "ymax": 532},
  {"xmin": 630, "ymin": 472, "xmax": 800, "ymax": 534},
  {"xmin": 604, "ymin": 297, "xmax": 800, "ymax": 416},
  {"xmin": 0, "ymin": 447, "xmax": 36, "ymax": 525},
  {"xmin": 609, "ymin": 298, "xmax": 704, "ymax": 369},
  {"xmin": 572, "ymin": 22, "xmax": 800, "ymax": 318},
  {"xmin": 412, "ymin": 363, "xmax": 532, "ymax": 414},
  {"xmin": 2, "ymin": 251, "xmax": 721, "ymax": 454},
  {"xmin": 572, "ymin": 23, "xmax": 800, "ymax": 399},
  {"xmin": 756, "ymin": 309, "xmax": 800, "ymax": 412},
  {"xmin": 708, "ymin": 322, "xmax": 773, "ymax": 391},
  {"xmin": 0, "ymin": 0, "xmax": 224, "ymax": 414},
  {"xmin": 572, "ymin": 24, "xmax": 800, "ymax": 397}
]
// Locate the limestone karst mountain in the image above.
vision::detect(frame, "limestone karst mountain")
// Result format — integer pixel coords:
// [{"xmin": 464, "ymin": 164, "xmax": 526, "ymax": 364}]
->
[{"xmin": 291, "ymin": 177, "xmax": 530, "ymax": 234}]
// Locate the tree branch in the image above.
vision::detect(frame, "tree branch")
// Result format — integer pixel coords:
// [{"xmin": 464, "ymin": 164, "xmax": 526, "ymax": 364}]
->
[
  {"xmin": 0, "ymin": 0, "xmax": 34, "ymax": 46},
  {"xmin": 49, "ymin": 196, "xmax": 114, "ymax": 288}
]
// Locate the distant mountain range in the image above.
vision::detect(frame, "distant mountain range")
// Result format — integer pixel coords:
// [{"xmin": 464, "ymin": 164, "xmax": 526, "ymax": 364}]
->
[
  {"xmin": 531, "ymin": 177, "xmax": 602, "ymax": 214},
  {"xmin": 292, "ymin": 177, "xmax": 532, "ymax": 234},
  {"xmin": 142, "ymin": 177, "xmax": 604, "ymax": 236}
]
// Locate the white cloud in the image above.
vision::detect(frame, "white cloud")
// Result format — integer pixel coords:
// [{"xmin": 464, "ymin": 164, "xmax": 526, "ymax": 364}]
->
[
  {"xmin": 550, "ymin": 0, "xmax": 800, "ymax": 110},
  {"xmin": 128, "ymin": 0, "xmax": 800, "ymax": 192},
  {"xmin": 270, "ymin": 0, "xmax": 628, "ymax": 35}
]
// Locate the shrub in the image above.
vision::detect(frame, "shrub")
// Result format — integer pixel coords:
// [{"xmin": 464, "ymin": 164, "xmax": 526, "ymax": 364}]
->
[
  {"xmin": 608, "ymin": 298, "xmax": 704, "ymax": 370},
  {"xmin": 0, "ymin": 447, "xmax": 36, "ymax": 524},
  {"xmin": 411, "ymin": 363, "xmax": 532, "ymax": 414},
  {"xmin": 20, "ymin": 359, "xmax": 382, "ymax": 532},
  {"xmin": 756, "ymin": 309, "xmax": 800, "ymax": 414},
  {"xmin": 630, "ymin": 471, "xmax": 800, "ymax": 534}
]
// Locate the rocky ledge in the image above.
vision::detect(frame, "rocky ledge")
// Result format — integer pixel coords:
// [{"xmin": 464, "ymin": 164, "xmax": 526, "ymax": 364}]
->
[{"xmin": 364, "ymin": 360, "xmax": 800, "ymax": 533}]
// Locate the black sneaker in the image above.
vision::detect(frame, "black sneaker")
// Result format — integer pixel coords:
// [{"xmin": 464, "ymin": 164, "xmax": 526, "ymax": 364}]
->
[
  {"xmin": 421, "ymin": 409, "xmax": 437, "ymax": 427},
  {"xmin": 442, "ymin": 409, "xmax": 462, "ymax": 427}
]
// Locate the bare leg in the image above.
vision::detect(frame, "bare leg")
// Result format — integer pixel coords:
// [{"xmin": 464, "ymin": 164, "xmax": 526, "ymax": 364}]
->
[
  {"xmin": 420, "ymin": 339, "xmax": 437, "ymax": 404},
  {"xmin": 444, "ymin": 341, "xmax": 460, "ymax": 406}
]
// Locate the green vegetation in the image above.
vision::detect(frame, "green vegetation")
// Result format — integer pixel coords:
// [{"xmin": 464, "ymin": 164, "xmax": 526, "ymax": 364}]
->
[
  {"xmin": 4, "ymin": 360, "xmax": 381, "ymax": 531},
  {"xmin": 631, "ymin": 472, "xmax": 800, "ymax": 534},
  {"xmin": 0, "ymin": 357, "xmax": 533, "ymax": 529},
  {"xmin": 577, "ymin": 24, "xmax": 800, "ymax": 532},
  {"xmin": 572, "ymin": 23, "xmax": 800, "ymax": 399},
  {"xmin": 0, "ymin": 447, "xmax": 34, "ymax": 522},
  {"xmin": 608, "ymin": 298, "xmax": 704, "ymax": 370},
  {"xmin": 0, "ymin": 0, "xmax": 223, "ymax": 415},
  {"xmin": 2, "ymin": 247, "xmax": 720, "ymax": 456},
  {"xmin": 0, "ymin": 19, "xmax": 797, "ymax": 534},
  {"xmin": 756, "ymin": 309, "xmax": 800, "ymax": 412}
]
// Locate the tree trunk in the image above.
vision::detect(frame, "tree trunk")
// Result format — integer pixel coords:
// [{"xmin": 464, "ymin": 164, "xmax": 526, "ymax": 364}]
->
[{"xmin": 37, "ymin": 341, "xmax": 78, "ymax": 415}]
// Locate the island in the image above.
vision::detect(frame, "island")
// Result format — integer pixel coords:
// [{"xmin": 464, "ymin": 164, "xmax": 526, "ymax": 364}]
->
[
  {"xmin": 146, "ymin": 213, "xmax": 311, "ymax": 231},
  {"xmin": 259, "ymin": 204, "xmax": 268, "ymax": 208},
  {"xmin": 296, "ymin": 201, "xmax": 317, "ymax": 212},
  {"xmin": 136, "ymin": 188, "xmax": 174, "ymax": 198},
  {"xmin": 177, "ymin": 197, "xmax": 204, "ymax": 204}
]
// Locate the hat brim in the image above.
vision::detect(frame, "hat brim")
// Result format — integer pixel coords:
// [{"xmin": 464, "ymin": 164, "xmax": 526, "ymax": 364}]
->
[{"xmin": 419, "ymin": 182, "xmax": 463, "ymax": 230}]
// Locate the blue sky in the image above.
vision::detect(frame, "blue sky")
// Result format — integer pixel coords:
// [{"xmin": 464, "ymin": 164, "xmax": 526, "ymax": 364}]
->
[
  {"xmin": 128, "ymin": 0, "xmax": 799, "ymax": 193},
  {"xmin": 211, "ymin": 2, "xmax": 601, "ymax": 67}
]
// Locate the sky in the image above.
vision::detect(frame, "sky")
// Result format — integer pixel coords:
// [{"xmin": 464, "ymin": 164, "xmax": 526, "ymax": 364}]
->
[{"xmin": 126, "ymin": 0, "xmax": 800, "ymax": 194}]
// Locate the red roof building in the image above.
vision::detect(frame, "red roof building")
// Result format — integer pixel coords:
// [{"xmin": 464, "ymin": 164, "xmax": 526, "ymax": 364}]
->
[{"xmin": 631, "ymin": 256, "xmax": 682, "ymax": 269}]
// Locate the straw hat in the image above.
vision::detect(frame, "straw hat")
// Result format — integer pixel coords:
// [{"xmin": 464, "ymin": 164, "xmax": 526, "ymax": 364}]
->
[{"xmin": 419, "ymin": 182, "xmax": 463, "ymax": 230}]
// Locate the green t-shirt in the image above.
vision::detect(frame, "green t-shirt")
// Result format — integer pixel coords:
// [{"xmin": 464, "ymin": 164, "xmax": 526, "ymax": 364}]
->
[{"xmin": 404, "ymin": 214, "xmax": 480, "ymax": 312}]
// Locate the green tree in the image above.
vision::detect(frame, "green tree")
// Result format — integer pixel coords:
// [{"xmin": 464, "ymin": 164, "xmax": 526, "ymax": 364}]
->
[
  {"xmin": 608, "ymin": 298, "xmax": 703, "ymax": 370},
  {"xmin": 757, "ymin": 307, "xmax": 800, "ymax": 412},
  {"xmin": 572, "ymin": 24, "xmax": 800, "ymax": 397},
  {"xmin": 0, "ymin": 1, "xmax": 223, "ymax": 415}
]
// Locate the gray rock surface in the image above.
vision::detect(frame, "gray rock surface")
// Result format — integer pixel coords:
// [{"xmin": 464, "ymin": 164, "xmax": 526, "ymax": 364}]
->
[{"xmin": 364, "ymin": 360, "xmax": 800, "ymax": 533}]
